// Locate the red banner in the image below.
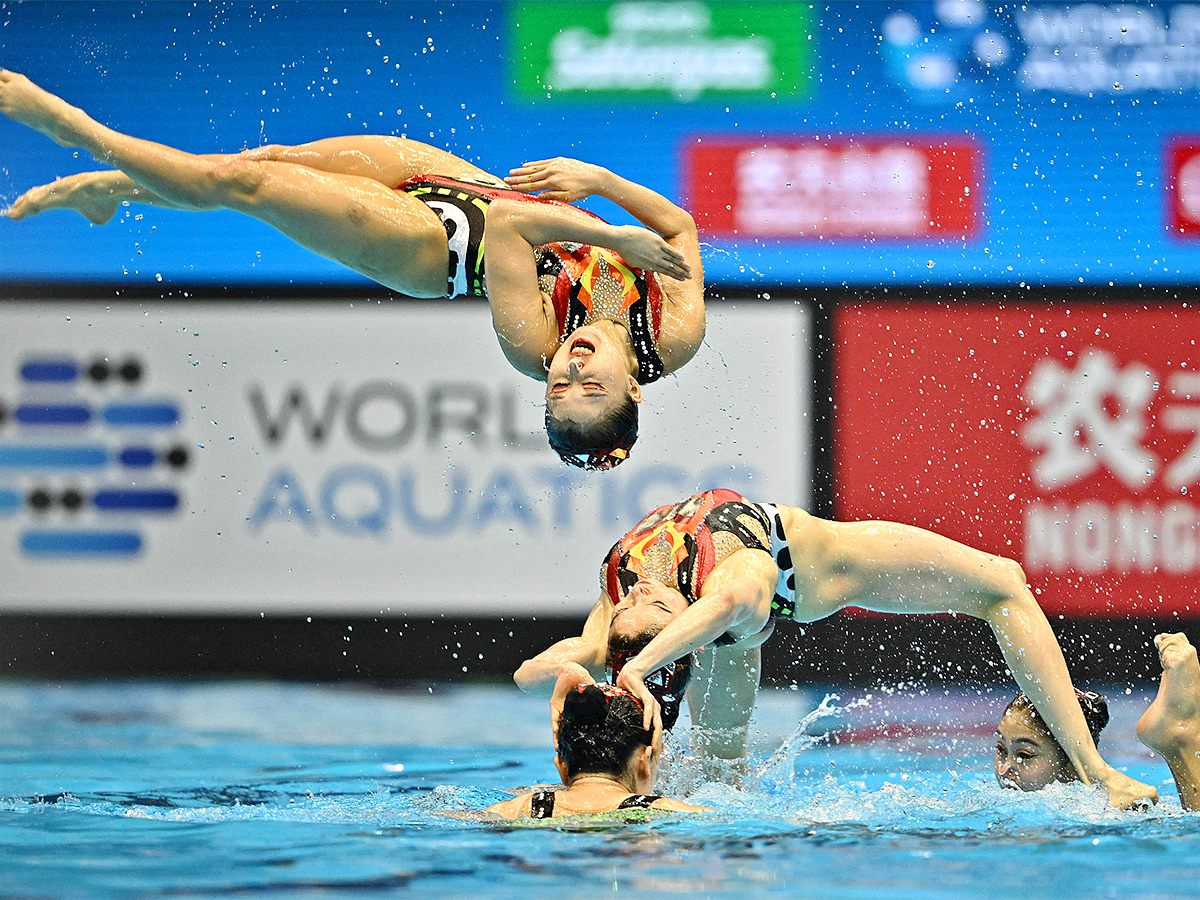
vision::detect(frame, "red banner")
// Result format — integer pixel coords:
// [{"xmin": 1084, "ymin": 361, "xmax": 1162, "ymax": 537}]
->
[
  {"xmin": 834, "ymin": 302, "xmax": 1200, "ymax": 617},
  {"xmin": 1168, "ymin": 139, "xmax": 1200, "ymax": 237},
  {"xmin": 682, "ymin": 136, "xmax": 981, "ymax": 239}
]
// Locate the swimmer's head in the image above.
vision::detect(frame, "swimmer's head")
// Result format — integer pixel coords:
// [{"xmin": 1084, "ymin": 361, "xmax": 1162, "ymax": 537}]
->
[
  {"xmin": 555, "ymin": 683, "xmax": 657, "ymax": 788},
  {"xmin": 607, "ymin": 576, "xmax": 689, "ymax": 642},
  {"xmin": 994, "ymin": 689, "xmax": 1109, "ymax": 791},
  {"xmin": 545, "ymin": 324, "xmax": 642, "ymax": 471},
  {"xmin": 606, "ymin": 625, "xmax": 692, "ymax": 731}
]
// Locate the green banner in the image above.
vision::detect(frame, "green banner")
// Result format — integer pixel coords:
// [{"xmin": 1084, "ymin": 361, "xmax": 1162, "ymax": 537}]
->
[{"xmin": 509, "ymin": 1, "xmax": 813, "ymax": 102}]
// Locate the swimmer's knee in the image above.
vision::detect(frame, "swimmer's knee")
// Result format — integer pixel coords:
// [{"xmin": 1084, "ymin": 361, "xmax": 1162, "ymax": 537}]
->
[
  {"xmin": 238, "ymin": 144, "xmax": 287, "ymax": 163},
  {"xmin": 998, "ymin": 557, "xmax": 1030, "ymax": 593},
  {"xmin": 208, "ymin": 158, "xmax": 269, "ymax": 204}
]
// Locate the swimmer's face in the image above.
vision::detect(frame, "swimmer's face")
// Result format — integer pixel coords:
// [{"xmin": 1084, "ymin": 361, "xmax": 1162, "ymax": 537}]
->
[
  {"xmin": 994, "ymin": 707, "xmax": 1076, "ymax": 791},
  {"xmin": 608, "ymin": 578, "xmax": 689, "ymax": 643},
  {"xmin": 546, "ymin": 324, "xmax": 642, "ymax": 425}
]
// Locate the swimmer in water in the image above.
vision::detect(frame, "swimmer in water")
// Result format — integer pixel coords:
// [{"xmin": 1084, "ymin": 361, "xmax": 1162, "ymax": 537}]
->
[
  {"xmin": 514, "ymin": 488, "xmax": 1158, "ymax": 809},
  {"xmin": 1137, "ymin": 632, "xmax": 1200, "ymax": 811},
  {"xmin": 486, "ymin": 672, "xmax": 709, "ymax": 819},
  {"xmin": 994, "ymin": 689, "xmax": 1109, "ymax": 791},
  {"xmin": 0, "ymin": 70, "xmax": 704, "ymax": 470}
]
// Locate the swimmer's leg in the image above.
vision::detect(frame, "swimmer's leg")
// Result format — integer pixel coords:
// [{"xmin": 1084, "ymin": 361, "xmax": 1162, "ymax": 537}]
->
[
  {"xmin": 0, "ymin": 71, "xmax": 449, "ymax": 296},
  {"xmin": 1137, "ymin": 633, "xmax": 1200, "ymax": 810},
  {"xmin": 686, "ymin": 644, "xmax": 760, "ymax": 764},
  {"xmin": 9, "ymin": 138, "xmax": 500, "ymax": 224},
  {"xmin": 243, "ymin": 136, "xmax": 503, "ymax": 188},
  {"xmin": 9, "ymin": 170, "xmax": 170, "ymax": 223},
  {"xmin": 808, "ymin": 517, "xmax": 1158, "ymax": 809}
]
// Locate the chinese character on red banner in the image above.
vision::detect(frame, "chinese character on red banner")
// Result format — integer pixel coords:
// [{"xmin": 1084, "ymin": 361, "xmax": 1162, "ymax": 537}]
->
[{"xmin": 835, "ymin": 303, "xmax": 1200, "ymax": 617}]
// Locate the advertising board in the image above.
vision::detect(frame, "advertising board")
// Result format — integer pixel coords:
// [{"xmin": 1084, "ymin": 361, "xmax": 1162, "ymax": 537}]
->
[
  {"xmin": 0, "ymin": 298, "xmax": 811, "ymax": 615},
  {"xmin": 508, "ymin": 1, "xmax": 813, "ymax": 101},
  {"xmin": 684, "ymin": 137, "xmax": 981, "ymax": 240},
  {"xmin": 834, "ymin": 302, "xmax": 1200, "ymax": 617}
]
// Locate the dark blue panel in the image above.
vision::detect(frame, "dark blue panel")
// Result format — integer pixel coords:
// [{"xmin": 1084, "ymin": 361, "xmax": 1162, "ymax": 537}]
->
[
  {"xmin": 0, "ymin": 490, "xmax": 20, "ymax": 515},
  {"xmin": 93, "ymin": 489, "xmax": 180, "ymax": 511},
  {"xmin": 15, "ymin": 405, "xmax": 91, "ymax": 426},
  {"xmin": 20, "ymin": 360, "xmax": 80, "ymax": 383},
  {"xmin": 118, "ymin": 447, "xmax": 157, "ymax": 468}
]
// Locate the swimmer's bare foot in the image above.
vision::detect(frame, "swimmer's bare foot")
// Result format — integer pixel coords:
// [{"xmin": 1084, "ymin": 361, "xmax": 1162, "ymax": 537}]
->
[
  {"xmin": 1137, "ymin": 632, "xmax": 1200, "ymax": 810},
  {"xmin": 8, "ymin": 173, "xmax": 122, "ymax": 224},
  {"xmin": 0, "ymin": 70, "xmax": 90, "ymax": 147}
]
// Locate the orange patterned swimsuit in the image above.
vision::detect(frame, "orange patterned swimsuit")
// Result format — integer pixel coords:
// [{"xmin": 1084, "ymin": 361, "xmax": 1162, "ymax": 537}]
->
[
  {"xmin": 539, "ymin": 242, "xmax": 666, "ymax": 385},
  {"xmin": 600, "ymin": 489, "xmax": 796, "ymax": 628},
  {"xmin": 603, "ymin": 489, "xmax": 798, "ymax": 626}
]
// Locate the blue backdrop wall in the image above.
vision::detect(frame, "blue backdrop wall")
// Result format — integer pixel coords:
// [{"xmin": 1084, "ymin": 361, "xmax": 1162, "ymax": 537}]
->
[{"xmin": 4, "ymin": 0, "xmax": 1200, "ymax": 288}]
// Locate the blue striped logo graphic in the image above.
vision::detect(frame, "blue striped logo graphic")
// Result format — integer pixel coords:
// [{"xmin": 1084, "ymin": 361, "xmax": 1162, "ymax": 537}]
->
[{"xmin": 3, "ymin": 354, "xmax": 193, "ymax": 559}]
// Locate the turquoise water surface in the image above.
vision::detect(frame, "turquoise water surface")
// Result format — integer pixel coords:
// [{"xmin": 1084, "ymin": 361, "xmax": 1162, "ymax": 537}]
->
[{"xmin": 1, "ymin": 681, "xmax": 1196, "ymax": 899}]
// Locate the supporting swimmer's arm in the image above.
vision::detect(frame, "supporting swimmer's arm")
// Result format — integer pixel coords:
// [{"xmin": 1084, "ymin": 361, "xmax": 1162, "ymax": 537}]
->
[{"xmin": 513, "ymin": 593, "xmax": 613, "ymax": 697}]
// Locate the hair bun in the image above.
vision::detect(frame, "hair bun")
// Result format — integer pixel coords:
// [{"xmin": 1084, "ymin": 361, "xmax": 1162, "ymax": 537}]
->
[{"xmin": 562, "ymin": 684, "xmax": 609, "ymax": 727}]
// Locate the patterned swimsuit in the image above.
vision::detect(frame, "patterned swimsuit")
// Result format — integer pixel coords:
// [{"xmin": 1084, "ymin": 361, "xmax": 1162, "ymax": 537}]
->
[
  {"xmin": 401, "ymin": 174, "xmax": 667, "ymax": 385},
  {"xmin": 538, "ymin": 242, "xmax": 666, "ymax": 385},
  {"xmin": 528, "ymin": 791, "xmax": 662, "ymax": 819},
  {"xmin": 602, "ymin": 489, "xmax": 798, "ymax": 636}
]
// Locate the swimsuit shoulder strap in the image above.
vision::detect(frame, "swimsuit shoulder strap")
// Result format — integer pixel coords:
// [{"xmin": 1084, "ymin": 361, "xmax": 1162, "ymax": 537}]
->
[
  {"xmin": 616, "ymin": 794, "xmax": 662, "ymax": 810},
  {"xmin": 529, "ymin": 790, "xmax": 556, "ymax": 819}
]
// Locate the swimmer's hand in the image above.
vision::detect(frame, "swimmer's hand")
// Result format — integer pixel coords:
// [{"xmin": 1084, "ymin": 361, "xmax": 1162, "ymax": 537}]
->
[
  {"xmin": 611, "ymin": 225, "xmax": 692, "ymax": 280},
  {"xmin": 1098, "ymin": 767, "xmax": 1158, "ymax": 810},
  {"xmin": 549, "ymin": 664, "xmax": 596, "ymax": 747},
  {"xmin": 505, "ymin": 157, "xmax": 607, "ymax": 203},
  {"xmin": 614, "ymin": 661, "xmax": 664, "ymax": 738}
]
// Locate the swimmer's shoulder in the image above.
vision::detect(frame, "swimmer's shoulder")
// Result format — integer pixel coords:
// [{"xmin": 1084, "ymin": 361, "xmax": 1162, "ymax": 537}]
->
[
  {"xmin": 484, "ymin": 794, "xmax": 532, "ymax": 820},
  {"xmin": 648, "ymin": 797, "xmax": 713, "ymax": 813}
]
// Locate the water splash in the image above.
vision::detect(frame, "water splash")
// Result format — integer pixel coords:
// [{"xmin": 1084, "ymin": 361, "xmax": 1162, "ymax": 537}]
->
[{"xmin": 755, "ymin": 693, "xmax": 855, "ymax": 790}]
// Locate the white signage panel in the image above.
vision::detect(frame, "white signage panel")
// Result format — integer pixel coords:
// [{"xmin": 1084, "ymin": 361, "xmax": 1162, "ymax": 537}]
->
[{"xmin": 0, "ymin": 299, "xmax": 810, "ymax": 614}]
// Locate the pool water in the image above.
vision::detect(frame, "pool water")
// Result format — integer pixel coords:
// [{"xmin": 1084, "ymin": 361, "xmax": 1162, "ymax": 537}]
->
[{"xmin": 1, "ymin": 680, "xmax": 1197, "ymax": 899}]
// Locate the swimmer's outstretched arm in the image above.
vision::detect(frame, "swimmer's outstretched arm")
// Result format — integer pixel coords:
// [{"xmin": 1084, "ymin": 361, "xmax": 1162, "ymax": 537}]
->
[
  {"xmin": 505, "ymin": 158, "xmax": 696, "ymax": 240},
  {"xmin": 513, "ymin": 592, "xmax": 612, "ymax": 697},
  {"xmin": 1137, "ymin": 632, "xmax": 1200, "ymax": 810}
]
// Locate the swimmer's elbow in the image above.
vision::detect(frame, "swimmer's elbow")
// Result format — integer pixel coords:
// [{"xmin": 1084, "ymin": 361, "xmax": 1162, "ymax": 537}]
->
[
  {"xmin": 513, "ymin": 659, "xmax": 553, "ymax": 697},
  {"xmin": 512, "ymin": 660, "xmax": 536, "ymax": 693}
]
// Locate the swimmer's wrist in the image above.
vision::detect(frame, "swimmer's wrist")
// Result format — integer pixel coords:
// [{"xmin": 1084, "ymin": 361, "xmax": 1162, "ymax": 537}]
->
[{"xmin": 592, "ymin": 167, "xmax": 619, "ymax": 197}]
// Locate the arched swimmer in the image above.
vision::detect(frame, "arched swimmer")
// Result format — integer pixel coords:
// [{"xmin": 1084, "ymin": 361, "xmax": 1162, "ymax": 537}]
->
[
  {"xmin": 0, "ymin": 71, "xmax": 705, "ymax": 470},
  {"xmin": 514, "ymin": 489, "xmax": 1158, "ymax": 809},
  {"xmin": 486, "ymin": 673, "xmax": 709, "ymax": 819}
]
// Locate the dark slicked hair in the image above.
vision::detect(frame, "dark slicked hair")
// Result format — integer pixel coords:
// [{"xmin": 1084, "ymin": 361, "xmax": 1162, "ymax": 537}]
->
[
  {"xmin": 546, "ymin": 392, "xmax": 638, "ymax": 471},
  {"xmin": 606, "ymin": 628, "xmax": 691, "ymax": 731},
  {"xmin": 557, "ymin": 684, "xmax": 653, "ymax": 780},
  {"xmin": 1005, "ymin": 689, "xmax": 1110, "ymax": 747}
]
